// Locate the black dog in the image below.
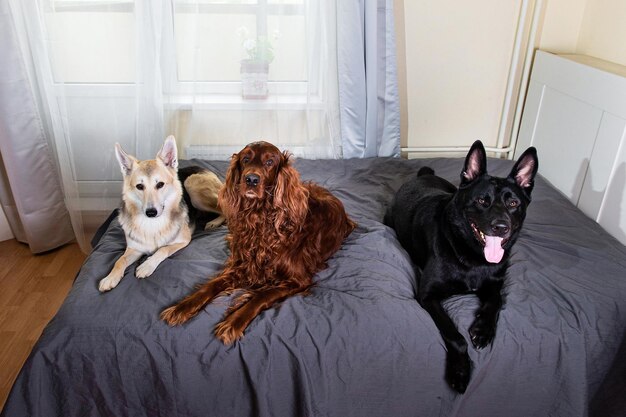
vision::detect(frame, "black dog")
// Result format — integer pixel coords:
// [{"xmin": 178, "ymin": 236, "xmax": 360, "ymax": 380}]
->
[{"xmin": 384, "ymin": 140, "xmax": 538, "ymax": 393}]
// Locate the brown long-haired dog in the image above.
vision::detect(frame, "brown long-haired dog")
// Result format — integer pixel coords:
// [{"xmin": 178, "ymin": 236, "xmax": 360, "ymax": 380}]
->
[{"xmin": 161, "ymin": 141, "xmax": 356, "ymax": 344}]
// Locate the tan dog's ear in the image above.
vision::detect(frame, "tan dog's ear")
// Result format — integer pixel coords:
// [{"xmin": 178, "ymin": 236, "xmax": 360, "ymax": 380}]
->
[
  {"xmin": 115, "ymin": 143, "xmax": 136, "ymax": 176},
  {"xmin": 157, "ymin": 135, "xmax": 178, "ymax": 170}
]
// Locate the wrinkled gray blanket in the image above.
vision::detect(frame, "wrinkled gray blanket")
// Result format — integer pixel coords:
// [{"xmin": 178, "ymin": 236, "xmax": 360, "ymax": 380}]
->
[{"xmin": 2, "ymin": 157, "xmax": 626, "ymax": 417}]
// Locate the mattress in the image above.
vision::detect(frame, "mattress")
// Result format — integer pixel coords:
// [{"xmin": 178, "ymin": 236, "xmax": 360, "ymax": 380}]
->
[{"xmin": 2, "ymin": 156, "xmax": 625, "ymax": 417}]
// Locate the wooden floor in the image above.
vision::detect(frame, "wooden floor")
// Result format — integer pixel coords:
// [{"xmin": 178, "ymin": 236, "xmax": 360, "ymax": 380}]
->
[{"xmin": 0, "ymin": 239, "xmax": 86, "ymax": 411}]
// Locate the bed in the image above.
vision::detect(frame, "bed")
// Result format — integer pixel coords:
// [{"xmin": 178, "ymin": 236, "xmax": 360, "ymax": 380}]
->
[{"xmin": 2, "ymin": 156, "xmax": 626, "ymax": 417}]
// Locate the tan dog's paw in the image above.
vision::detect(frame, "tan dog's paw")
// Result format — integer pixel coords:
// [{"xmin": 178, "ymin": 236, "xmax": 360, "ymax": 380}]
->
[
  {"xmin": 204, "ymin": 215, "xmax": 226, "ymax": 230},
  {"xmin": 98, "ymin": 274, "xmax": 122, "ymax": 292},
  {"xmin": 135, "ymin": 257, "xmax": 159, "ymax": 278}
]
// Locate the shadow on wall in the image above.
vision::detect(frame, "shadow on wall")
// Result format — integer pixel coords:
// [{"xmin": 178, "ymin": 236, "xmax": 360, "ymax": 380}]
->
[
  {"xmin": 577, "ymin": 159, "xmax": 626, "ymax": 246},
  {"xmin": 572, "ymin": 158, "xmax": 590, "ymax": 204},
  {"xmin": 600, "ymin": 162, "xmax": 626, "ymax": 245}
]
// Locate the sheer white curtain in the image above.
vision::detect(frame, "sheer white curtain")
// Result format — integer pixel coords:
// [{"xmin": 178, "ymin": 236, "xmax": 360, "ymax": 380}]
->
[
  {"xmin": 5, "ymin": 0, "xmax": 341, "ymax": 251},
  {"xmin": 164, "ymin": 1, "xmax": 341, "ymax": 160}
]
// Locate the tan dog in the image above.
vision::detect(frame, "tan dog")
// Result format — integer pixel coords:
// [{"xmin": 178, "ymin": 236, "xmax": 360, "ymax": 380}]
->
[{"xmin": 99, "ymin": 136, "xmax": 224, "ymax": 292}]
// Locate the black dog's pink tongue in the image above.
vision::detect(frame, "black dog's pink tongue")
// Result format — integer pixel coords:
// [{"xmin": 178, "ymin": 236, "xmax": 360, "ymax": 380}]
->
[{"xmin": 484, "ymin": 235, "xmax": 504, "ymax": 263}]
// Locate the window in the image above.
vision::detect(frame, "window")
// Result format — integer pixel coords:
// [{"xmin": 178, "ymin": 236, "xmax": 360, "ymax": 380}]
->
[
  {"xmin": 174, "ymin": 0, "xmax": 306, "ymax": 82},
  {"xmin": 46, "ymin": 0, "xmax": 136, "ymax": 83},
  {"xmin": 29, "ymin": 0, "xmax": 339, "ymax": 207}
]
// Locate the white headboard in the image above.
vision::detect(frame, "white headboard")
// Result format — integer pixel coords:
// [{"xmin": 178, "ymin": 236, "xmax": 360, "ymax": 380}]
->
[{"xmin": 515, "ymin": 50, "xmax": 626, "ymax": 246}]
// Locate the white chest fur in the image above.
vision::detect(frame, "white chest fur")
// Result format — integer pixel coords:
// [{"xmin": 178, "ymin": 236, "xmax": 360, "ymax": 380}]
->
[{"xmin": 120, "ymin": 212, "xmax": 185, "ymax": 254}]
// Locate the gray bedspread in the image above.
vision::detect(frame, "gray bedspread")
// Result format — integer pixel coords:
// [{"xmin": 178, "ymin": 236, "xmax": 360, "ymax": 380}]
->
[{"xmin": 2, "ymin": 157, "xmax": 626, "ymax": 417}]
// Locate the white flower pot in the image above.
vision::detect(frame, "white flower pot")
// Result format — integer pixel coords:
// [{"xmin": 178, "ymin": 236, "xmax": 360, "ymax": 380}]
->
[{"xmin": 240, "ymin": 60, "xmax": 270, "ymax": 99}]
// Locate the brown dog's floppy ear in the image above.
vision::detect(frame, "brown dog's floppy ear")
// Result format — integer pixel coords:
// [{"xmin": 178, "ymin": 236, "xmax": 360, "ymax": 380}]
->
[
  {"xmin": 273, "ymin": 151, "xmax": 308, "ymax": 232},
  {"xmin": 219, "ymin": 153, "xmax": 242, "ymax": 218}
]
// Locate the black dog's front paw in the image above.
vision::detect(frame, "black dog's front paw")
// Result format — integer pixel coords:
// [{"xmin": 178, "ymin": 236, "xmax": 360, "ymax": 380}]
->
[
  {"xmin": 446, "ymin": 351, "xmax": 472, "ymax": 394},
  {"xmin": 469, "ymin": 314, "xmax": 496, "ymax": 349}
]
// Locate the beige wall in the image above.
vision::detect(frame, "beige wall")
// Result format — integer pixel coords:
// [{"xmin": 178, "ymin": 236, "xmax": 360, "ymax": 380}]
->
[
  {"xmin": 400, "ymin": 0, "xmax": 521, "ymax": 150},
  {"xmin": 537, "ymin": 0, "xmax": 587, "ymax": 53},
  {"xmin": 398, "ymin": 0, "xmax": 626, "ymax": 152},
  {"xmin": 576, "ymin": 0, "xmax": 626, "ymax": 66}
]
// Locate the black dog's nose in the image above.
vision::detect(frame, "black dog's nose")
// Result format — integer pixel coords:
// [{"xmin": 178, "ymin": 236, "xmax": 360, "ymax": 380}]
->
[
  {"xmin": 490, "ymin": 221, "xmax": 509, "ymax": 235},
  {"xmin": 245, "ymin": 174, "xmax": 260, "ymax": 187},
  {"xmin": 145, "ymin": 208, "xmax": 158, "ymax": 218}
]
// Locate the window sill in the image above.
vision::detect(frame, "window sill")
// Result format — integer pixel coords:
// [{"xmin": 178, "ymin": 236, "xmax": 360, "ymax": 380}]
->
[
  {"xmin": 56, "ymin": 85, "xmax": 323, "ymax": 111},
  {"xmin": 164, "ymin": 94, "xmax": 324, "ymax": 111}
]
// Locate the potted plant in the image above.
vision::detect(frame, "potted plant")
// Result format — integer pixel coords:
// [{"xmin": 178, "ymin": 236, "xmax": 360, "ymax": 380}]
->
[{"xmin": 238, "ymin": 27, "xmax": 276, "ymax": 99}]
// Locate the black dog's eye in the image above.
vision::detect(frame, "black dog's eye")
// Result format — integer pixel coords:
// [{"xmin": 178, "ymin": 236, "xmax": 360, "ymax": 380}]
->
[
  {"xmin": 477, "ymin": 198, "xmax": 486, "ymax": 206},
  {"xmin": 156, "ymin": 181, "xmax": 164, "ymax": 189},
  {"xmin": 136, "ymin": 184, "xmax": 145, "ymax": 191},
  {"xmin": 508, "ymin": 200, "xmax": 519, "ymax": 208}
]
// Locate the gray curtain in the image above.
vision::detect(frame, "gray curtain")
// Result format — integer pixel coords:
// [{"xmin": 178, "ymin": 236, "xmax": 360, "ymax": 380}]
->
[
  {"xmin": 0, "ymin": 1, "xmax": 75, "ymax": 253},
  {"xmin": 338, "ymin": 0, "xmax": 400, "ymax": 158}
]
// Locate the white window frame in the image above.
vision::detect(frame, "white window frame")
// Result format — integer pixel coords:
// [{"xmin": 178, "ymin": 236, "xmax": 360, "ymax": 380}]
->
[
  {"xmin": 166, "ymin": 0, "xmax": 311, "ymax": 98},
  {"xmin": 48, "ymin": 0, "xmax": 323, "ymax": 110}
]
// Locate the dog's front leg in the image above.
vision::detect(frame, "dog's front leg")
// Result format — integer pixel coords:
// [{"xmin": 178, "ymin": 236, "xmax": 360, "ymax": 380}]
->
[
  {"xmin": 469, "ymin": 278, "xmax": 503, "ymax": 349},
  {"xmin": 214, "ymin": 283, "xmax": 310, "ymax": 345},
  {"xmin": 99, "ymin": 247, "xmax": 143, "ymax": 292},
  {"xmin": 135, "ymin": 240, "xmax": 190, "ymax": 278},
  {"xmin": 161, "ymin": 272, "xmax": 232, "ymax": 326},
  {"xmin": 420, "ymin": 291, "xmax": 471, "ymax": 394}
]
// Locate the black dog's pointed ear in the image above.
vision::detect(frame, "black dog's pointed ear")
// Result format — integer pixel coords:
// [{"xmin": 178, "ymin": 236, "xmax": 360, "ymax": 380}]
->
[
  {"xmin": 461, "ymin": 140, "xmax": 487, "ymax": 185},
  {"xmin": 509, "ymin": 147, "xmax": 538, "ymax": 194}
]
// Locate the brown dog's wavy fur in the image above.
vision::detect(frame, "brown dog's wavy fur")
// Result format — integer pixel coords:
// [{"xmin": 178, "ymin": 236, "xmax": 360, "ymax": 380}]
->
[{"xmin": 161, "ymin": 141, "xmax": 356, "ymax": 344}]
